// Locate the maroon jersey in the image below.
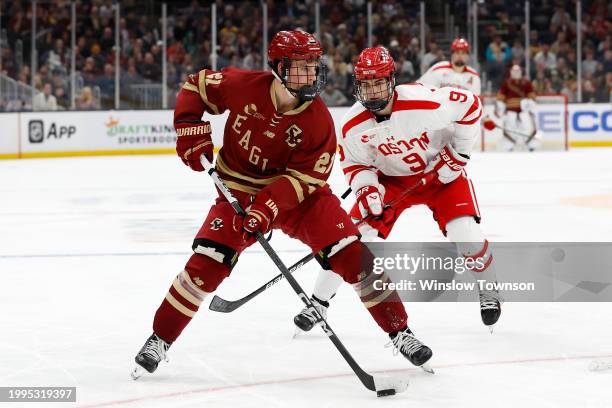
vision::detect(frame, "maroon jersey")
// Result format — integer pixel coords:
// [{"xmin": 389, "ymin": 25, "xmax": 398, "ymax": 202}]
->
[
  {"xmin": 497, "ymin": 78, "xmax": 535, "ymax": 113},
  {"xmin": 174, "ymin": 68, "xmax": 337, "ymax": 212}
]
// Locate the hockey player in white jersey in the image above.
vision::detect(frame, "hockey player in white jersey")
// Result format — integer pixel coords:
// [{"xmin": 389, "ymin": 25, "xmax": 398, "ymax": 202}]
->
[
  {"xmin": 294, "ymin": 46, "xmax": 502, "ymax": 334},
  {"xmin": 418, "ymin": 38, "xmax": 481, "ymax": 95}
]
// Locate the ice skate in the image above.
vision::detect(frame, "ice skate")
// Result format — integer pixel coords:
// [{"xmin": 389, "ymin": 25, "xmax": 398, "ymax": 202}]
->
[
  {"xmin": 293, "ymin": 296, "xmax": 329, "ymax": 337},
  {"xmin": 387, "ymin": 327, "xmax": 433, "ymax": 373},
  {"xmin": 131, "ymin": 333, "xmax": 171, "ymax": 380}
]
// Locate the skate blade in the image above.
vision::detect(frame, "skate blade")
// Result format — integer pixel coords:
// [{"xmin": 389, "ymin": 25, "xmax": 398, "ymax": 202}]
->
[
  {"xmin": 292, "ymin": 327, "xmax": 303, "ymax": 339},
  {"xmin": 420, "ymin": 364, "xmax": 435, "ymax": 374},
  {"xmin": 131, "ymin": 365, "xmax": 146, "ymax": 380}
]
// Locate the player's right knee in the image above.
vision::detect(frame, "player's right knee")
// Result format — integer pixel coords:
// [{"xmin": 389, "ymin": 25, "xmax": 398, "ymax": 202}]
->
[{"xmin": 186, "ymin": 238, "xmax": 238, "ymax": 292}]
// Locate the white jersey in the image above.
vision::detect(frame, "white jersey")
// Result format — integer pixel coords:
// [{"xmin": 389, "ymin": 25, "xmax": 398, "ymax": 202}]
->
[
  {"xmin": 418, "ymin": 61, "xmax": 481, "ymax": 96},
  {"xmin": 339, "ymin": 83, "xmax": 482, "ymax": 191}
]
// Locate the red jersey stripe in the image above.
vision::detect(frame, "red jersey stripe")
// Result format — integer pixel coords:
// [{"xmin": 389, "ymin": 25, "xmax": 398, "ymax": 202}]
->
[
  {"xmin": 456, "ymin": 108, "xmax": 482, "ymax": 125},
  {"xmin": 342, "ymin": 110, "xmax": 374, "ymax": 138},
  {"xmin": 460, "ymin": 94, "xmax": 480, "ymax": 121},
  {"xmin": 432, "ymin": 63, "xmax": 453, "ymax": 71},
  {"xmin": 343, "ymin": 164, "xmax": 373, "ymax": 175},
  {"xmin": 392, "ymin": 100, "xmax": 441, "ymax": 112}
]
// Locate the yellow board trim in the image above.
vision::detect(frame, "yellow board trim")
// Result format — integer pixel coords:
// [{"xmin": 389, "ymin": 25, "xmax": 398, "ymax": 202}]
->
[
  {"xmin": 19, "ymin": 149, "xmax": 176, "ymax": 159},
  {"xmin": 0, "ymin": 153, "xmax": 20, "ymax": 159},
  {"xmin": 569, "ymin": 141, "xmax": 612, "ymax": 147}
]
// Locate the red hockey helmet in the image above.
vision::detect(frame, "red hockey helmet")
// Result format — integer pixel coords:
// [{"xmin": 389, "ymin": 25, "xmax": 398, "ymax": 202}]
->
[
  {"xmin": 353, "ymin": 47, "xmax": 396, "ymax": 112},
  {"xmin": 268, "ymin": 30, "xmax": 325, "ymax": 101},
  {"xmin": 451, "ymin": 38, "xmax": 470, "ymax": 53}
]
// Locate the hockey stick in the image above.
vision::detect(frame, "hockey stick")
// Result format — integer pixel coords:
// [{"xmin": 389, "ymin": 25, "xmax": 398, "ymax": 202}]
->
[
  {"xmin": 209, "ymin": 172, "xmax": 435, "ymax": 313},
  {"xmin": 201, "ymin": 156, "xmax": 409, "ymax": 395},
  {"xmin": 485, "ymin": 117, "xmax": 534, "ymax": 139},
  {"xmin": 209, "ymin": 252, "xmax": 314, "ymax": 312}
]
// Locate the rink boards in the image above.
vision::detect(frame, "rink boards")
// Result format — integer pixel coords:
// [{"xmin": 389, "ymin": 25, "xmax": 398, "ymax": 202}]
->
[{"xmin": 0, "ymin": 103, "xmax": 610, "ymax": 159}]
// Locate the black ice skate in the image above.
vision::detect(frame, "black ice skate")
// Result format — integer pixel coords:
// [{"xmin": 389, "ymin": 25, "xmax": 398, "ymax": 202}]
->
[
  {"xmin": 388, "ymin": 327, "xmax": 434, "ymax": 373},
  {"xmin": 131, "ymin": 333, "xmax": 171, "ymax": 380},
  {"xmin": 293, "ymin": 296, "xmax": 329, "ymax": 336},
  {"xmin": 479, "ymin": 288, "xmax": 502, "ymax": 331}
]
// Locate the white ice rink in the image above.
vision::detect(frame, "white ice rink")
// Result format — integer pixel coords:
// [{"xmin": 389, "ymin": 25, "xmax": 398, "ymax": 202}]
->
[{"xmin": 1, "ymin": 150, "xmax": 612, "ymax": 407}]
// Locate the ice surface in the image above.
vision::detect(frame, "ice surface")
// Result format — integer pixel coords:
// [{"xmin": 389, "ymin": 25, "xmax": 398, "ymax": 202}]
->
[{"xmin": 1, "ymin": 150, "xmax": 611, "ymax": 407}]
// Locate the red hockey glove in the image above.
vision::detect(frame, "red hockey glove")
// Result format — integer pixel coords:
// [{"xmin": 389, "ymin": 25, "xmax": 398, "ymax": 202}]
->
[
  {"xmin": 355, "ymin": 185, "xmax": 384, "ymax": 219},
  {"xmin": 243, "ymin": 191, "xmax": 279, "ymax": 235},
  {"xmin": 425, "ymin": 145, "xmax": 469, "ymax": 184},
  {"xmin": 483, "ymin": 117, "xmax": 496, "ymax": 131},
  {"xmin": 175, "ymin": 121, "xmax": 213, "ymax": 171}
]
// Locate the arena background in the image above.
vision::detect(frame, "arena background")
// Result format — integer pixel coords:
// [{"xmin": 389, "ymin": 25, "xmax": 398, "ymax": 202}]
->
[{"xmin": 0, "ymin": 0, "xmax": 610, "ymax": 159}]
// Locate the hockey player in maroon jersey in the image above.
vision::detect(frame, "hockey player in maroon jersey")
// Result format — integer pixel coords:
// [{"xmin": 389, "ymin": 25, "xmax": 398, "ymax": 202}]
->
[
  {"xmin": 488, "ymin": 65, "xmax": 540, "ymax": 151},
  {"xmin": 294, "ymin": 46, "xmax": 502, "ymax": 335},
  {"xmin": 132, "ymin": 31, "xmax": 432, "ymax": 379}
]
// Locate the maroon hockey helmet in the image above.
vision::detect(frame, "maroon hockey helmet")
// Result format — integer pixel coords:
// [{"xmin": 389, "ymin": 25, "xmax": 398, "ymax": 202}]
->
[
  {"xmin": 353, "ymin": 47, "xmax": 396, "ymax": 112},
  {"xmin": 268, "ymin": 30, "xmax": 326, "ymax": 101},
  {"xmin": 451, "ymin": 38, "xmax": 470, "ymax": 53}
]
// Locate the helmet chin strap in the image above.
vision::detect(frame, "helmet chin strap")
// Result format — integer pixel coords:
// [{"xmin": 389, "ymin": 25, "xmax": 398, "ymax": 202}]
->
[{"xmin": 271, "ymin": 69, "xmax": 298, "ymax": 98}]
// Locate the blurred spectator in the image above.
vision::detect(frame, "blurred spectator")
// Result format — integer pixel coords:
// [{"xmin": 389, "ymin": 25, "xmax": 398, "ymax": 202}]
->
[
  {"xmin": 511, "ymin": 40, "xmax": 525, "ymax": 62},
  {"xmin": 421, "ymin": 42, "xmax": 439, "ymax": 74},
  {"xmin": 582, "ymin": 48, "xmax": 598, "ymax": 77},
  {"xmin": 97, "ymin": 63, "xmax": 116, "ymax": 108},
  {"xmin": 76, "ymin": 86, "xmax": 99, "ymax": 110},
  {"xmin": 139, "ymin": 52, "xmax": 161, "ymax": 82},
  {"xmin": 54, "ymin": 87, "xmax": 69, "ymax": 109},
  {"xmin": 33, "ymin": 83, "xmax": 58, "ymax": 111},
  {"xmin": 320, "ymin": 82, "xmax": 348, "ymax": 107},
  {"xmin": 534, "ymin": 43, "xmax": 557, "ymax": 70}
]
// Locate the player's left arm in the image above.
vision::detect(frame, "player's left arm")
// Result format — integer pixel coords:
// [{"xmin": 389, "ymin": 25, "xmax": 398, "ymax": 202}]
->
[{"xmin": 426, "ymin": 87, "xmax": 482, "ymax": 183}]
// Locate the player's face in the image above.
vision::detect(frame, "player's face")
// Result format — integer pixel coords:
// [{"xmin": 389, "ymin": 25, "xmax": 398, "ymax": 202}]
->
[
  {"xmin": 452, "ymin": 50, "xmax": 469, "ymax": 67},
  {"xmin": 285, "ymin": 59, "xmax": 319, "ymax": 89},
  {"xmin": 360, "ymin": 78, "xmax": 390, "ymax": 102}
]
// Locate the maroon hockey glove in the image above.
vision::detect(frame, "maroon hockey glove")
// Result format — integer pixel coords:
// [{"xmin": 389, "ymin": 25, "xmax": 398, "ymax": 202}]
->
[
  {"xmin": 243, "ymin": 191, "xmax": 279, "ymax": 235},
  {"xmin": 175, "ymin": 121, "xmax": 213, "ymax": 171},
  {"xmin": 355, "ymin": 185, "xmax": 384, "ymax": 219}
]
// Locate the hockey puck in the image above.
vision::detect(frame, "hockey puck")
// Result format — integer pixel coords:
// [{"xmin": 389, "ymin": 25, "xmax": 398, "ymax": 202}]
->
[{"xmin": 376, "ymin": 389, "xmax": 396, "ymax": 397}]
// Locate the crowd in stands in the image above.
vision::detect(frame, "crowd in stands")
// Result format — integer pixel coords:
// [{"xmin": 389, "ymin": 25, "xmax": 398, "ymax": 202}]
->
[{"xmin": 0, "ymin": 0, "xmax": 609, "ymax": 112}]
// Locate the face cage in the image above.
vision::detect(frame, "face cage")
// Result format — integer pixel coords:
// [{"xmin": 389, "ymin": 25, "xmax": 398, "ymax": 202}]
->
[
  {"xmin": 271, "ymin": 57, "xmax": 327, "ymax": 101},
  {"xmin": 354, "ymin": 75, "xmax": 395, "ymax": 112}
]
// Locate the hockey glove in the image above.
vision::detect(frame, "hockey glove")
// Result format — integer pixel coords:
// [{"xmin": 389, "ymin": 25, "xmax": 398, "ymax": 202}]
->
[
  {"xmin": 243, "ymin": 191, "xmax": 279, "ymax": 235},
  {"xmin": 425, "ymin": 145, "xmax": 469, "ymax": 184},
  {"xmin": 355, "ymin": 185, "xmax": 384, "ymax": 219},
  {"xmin": 175, "ymin": 121, "xmax": 213, "ymax": 171},
  {"xmin": 483, "ymin": 117, "xmax": 496, "ymax": 131}
]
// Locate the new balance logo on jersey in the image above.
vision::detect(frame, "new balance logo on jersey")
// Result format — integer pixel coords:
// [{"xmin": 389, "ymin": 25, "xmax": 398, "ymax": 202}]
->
[
  {"xmin": 210, "ymin": 218, "xmax": 224, "ymax": 230},
  {"xmin": 337, "ymin": 223, "xmax": 344, "ymax": 229}
]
